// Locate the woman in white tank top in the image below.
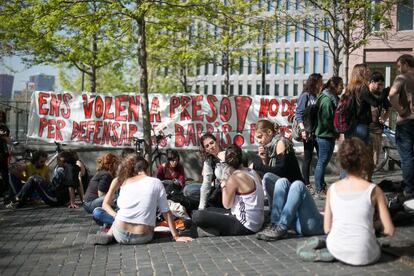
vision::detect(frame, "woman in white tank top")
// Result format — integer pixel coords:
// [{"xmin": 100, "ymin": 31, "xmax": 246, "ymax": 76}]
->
[
  {"xmin": 297, "ymin": 138, "xmax": 394, "ymax": 265},
  {"xmin": 192, "ymin": 145, "xmax": 264, "ymax": 236}
]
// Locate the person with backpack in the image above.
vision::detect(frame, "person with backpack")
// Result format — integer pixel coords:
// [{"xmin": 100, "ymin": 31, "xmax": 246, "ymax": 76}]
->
[
  {"xmin": 338, "ymin": 64, "xmax": 386, "ymax": 145},
  {"xmin": 389, "ymin": 54, "xmax": 414, "ymax": 200},
  {"xmin": 294, "ymin": 73, "xmax": 323, "ymax": 194},
  {"xmin": 314, "ymin": 77, "xmax": 343, "ymax": 199}
]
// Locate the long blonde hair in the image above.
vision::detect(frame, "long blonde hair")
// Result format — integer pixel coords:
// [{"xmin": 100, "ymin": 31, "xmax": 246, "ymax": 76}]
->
[{"xmin": 346, "ymin": 64, "xmax": 370, "ymax": 101}]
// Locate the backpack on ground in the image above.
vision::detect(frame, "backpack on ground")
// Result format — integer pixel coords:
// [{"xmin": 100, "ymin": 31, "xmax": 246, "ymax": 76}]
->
[{"xmin": 333, "ymin": 94, "xmax": 357, "ymax": 133}]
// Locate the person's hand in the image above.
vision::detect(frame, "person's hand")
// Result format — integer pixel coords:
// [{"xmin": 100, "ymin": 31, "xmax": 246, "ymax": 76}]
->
[
  {"xmin": 217, "ymin": 151, "xmax": 225, "ymax": 162},
  {"xmin": 300, "ymin": 130, "xmax": 307, "ymax": 141},
  {"xmin": 258, "ymin": 146, "xmax": 266, "ymax": 160},
  {"xmin": 338, "ymin": 133, "xmax": 345, "ymax": 144},
  {"xmin": 174, "ymin": 236, "xmax": 193, "ymax": 242},
  {"xmin": 68, "ymin": 202, "xmax": 79, "ymax": 209}
]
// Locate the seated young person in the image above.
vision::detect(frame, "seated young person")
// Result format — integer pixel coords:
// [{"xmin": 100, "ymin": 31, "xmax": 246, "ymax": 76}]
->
[
  {"xmin": 156, "ymin": 149, "xmax": 185, "ymax": 188},
  {"xmin": 91, "ymin": 154, "xmax": 192, "ymax": 245},
  {"xmin": 192, "ymin": 145, "xmax": 264, "ymax": 236},
  {"xmin": 8, "ymin": 150, "xmax": 50, "ymax": 198},
  {"xmin": 12, "ymin": 151, "xmax": 82, "ymax": 208},
  {"xmin": 91, "ymin": 148, "xmax": 136, "ymax": 227},
  {"xmin": 250, "ymin": 120, "xmax": 304, "ymax": 209},
  {"xmin": 297, "ymin": 138, "xmax": 394, "ymax": 266},
  {"xmin": 83, "ymin": 153, "xmax": 119, "ymax": 213}
]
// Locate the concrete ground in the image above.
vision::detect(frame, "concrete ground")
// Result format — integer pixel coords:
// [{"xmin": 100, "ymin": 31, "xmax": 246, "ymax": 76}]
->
[{"xmin": 0, "ymin": 170, "xmax": 413, "ymax": 275}]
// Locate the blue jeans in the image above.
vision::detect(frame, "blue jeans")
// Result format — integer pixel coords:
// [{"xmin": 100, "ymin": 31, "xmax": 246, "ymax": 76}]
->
[
  {"xmin": 92, "ymin": 207, "xmax": 115, "ymax": 226},
  {"xmin": 271, "ymin": 178, "xmax": 323, "ymax": 236},
  {"xmin": 396, "ymin": 120, "xmax": 414, "ymax": 194},
  {"xmin": 182, "ymin": 183, "xmax": 201, "ymax": 202},
  {"xmin": 315, "ymin": 137, "xmax": 335, "ymax": 193},
  {"xmin": 112, "ymin": 223, "xmax": 153, "ymax": 245},
  {"xmin": 83, "ymin": 197, "xmax": 104, "ymax": 213},
  {"xmin": 262, "ymin": 172, "xmax": 281, "ymax": 208},
  {"xmin": 353, "ymin": 123, "xmax": 369, "ymax": 145}
]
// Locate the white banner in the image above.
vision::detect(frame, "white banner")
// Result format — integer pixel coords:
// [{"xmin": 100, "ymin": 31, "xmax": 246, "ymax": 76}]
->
[{"xmin": 28, "ymin": 91, "xmax": 298, "ymax": 150}]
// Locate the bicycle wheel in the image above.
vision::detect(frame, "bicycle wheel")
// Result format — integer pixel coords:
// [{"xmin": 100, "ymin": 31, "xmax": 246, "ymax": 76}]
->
[{"xmin": 152, "ymin": 153, "xmax": 167, "ymax": 175}]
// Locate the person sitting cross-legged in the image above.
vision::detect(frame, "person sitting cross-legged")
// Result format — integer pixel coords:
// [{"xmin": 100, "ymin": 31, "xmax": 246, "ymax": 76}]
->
[
  {"xmin": 90, "ymin": 154, "xmax": 192, "ymax": 245},
  {"xmin": 297, "ymin": 137, "xmax": 394, "ymax": 266},
  {"xmin": 83, "ymin": 153, "xmax": 119, "ymax": 213},
  {"xmin": 256, "ymin": 177, "xmax": 324, "ymax": 241}
]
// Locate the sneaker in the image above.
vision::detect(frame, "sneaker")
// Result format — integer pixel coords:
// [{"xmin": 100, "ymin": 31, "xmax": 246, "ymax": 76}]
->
[
  {"xmin": 88, "ymin": 233, "xmax": 114, "ymax": 245},
  {"xmin": 5, "ymin": 202, "xmax": 18, "ymax": 209},
  {"xmin": 314, "ymin": 191, "xmax": 326, "ymax": 200},
  {"xmin": 306, "ymin": 184, "xmax": 315, "ymax": 195},
  {"xmin": 256, "ymin": 224, "xmax": 287, "ymax": 241}
]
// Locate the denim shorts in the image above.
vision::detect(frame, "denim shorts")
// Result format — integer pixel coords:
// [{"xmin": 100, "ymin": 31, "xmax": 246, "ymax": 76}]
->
[{"xmin": 112, "ymin": 223, "xmax": 153, "ymax": 245}]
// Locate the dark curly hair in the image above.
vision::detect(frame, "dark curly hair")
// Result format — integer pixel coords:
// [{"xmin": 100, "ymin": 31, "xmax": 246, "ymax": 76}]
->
[
  {"xmin": 96, "ymin": 153, "xmax": 119, "ymax": 177},
  {"xmin": 117, "ymin": 154, "xmax": 149, "ymax": 185},
  {"xmin": 338, "ymin": 137, "xmax": 374, "ymax": 177}
]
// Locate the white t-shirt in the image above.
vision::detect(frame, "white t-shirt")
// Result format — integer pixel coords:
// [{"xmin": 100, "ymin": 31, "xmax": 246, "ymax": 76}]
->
[{"xmin": 116, "ymin": 176, "xmax": 170, "ymax": 227}]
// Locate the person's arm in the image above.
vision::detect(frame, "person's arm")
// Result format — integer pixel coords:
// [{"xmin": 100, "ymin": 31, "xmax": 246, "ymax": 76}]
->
[
  {"xmin": 388, "ymin": 76, "xmax": 405, "ymax": 116},
  {"xmin": 295, "ymin": 93, "xmax": 308, "ymax": 126},
  {"xmin": 323, "ymin": 187, "xmax": 332, "ymax": 234},
  {"xmin": 162, "ymin": 211, "xmax": 193, "ymax": 242},
  {"xmin": 373, "ymin": 186, "xmax": 395, "ymax": 236},
  {"xmin": 68, "ymin": 187, "xmax": 78, "ymax": 208},
  {"xmin": 361, "ymin": 87, "xmax": 382, "ymax": 107},
  {"xmin": 199, "ymin": 160, "xmax": 214, "ymax": 209},
  {"xmin": 253, "ymin": 140, "xmax": 287, "ymax": 176},
  {"xmin": 102, "ymin": 177, "xmax": 121, "ymax": 218},
  {"xmin": 76, "ymin": 161, "xmax": 86, "ymax": 202}
]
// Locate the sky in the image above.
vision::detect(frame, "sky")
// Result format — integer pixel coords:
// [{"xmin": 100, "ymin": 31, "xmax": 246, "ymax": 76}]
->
[{"xmin": 0, "ymin": 56, "xmax": 59, "ymax": 91}]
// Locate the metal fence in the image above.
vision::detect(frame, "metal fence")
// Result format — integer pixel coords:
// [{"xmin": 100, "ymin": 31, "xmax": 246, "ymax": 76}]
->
[{"xmin": 0, "ymin": 100, "xmax": 30, "ymax": 141}]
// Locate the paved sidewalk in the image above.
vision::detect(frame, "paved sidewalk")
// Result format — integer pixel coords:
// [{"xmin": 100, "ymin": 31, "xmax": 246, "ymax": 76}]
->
[{"xmin": 0, "ymin": 171, "xmax": 413, "ymax": 275}]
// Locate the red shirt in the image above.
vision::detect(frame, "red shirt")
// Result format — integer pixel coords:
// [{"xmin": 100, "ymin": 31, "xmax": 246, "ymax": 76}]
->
[{"xmin": 156, "ymin": 164, "xmax": 186, "ymax": 186}]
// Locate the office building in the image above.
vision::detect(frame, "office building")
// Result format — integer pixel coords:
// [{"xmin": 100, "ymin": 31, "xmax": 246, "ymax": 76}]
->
[
  {"xmin": 0, "ymin": 74, "xmax": 14, "ymax": 100},
  {"xmin": 29, "ymin": 74, "xmax": 55, "ymax": 91}
]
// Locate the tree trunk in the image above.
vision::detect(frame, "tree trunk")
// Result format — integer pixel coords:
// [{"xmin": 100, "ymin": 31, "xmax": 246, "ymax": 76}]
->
[
  {"xmin": 332, "ymin": 32, "xmax": 341, "ymax": 77},
  {"xmin": 261, "ymin": 26, "xmax": 267, "ymax": 95},
  {"xmin": 90, "ymin": 33, "xmax": 98, "ymax": 93},
  {"xmin": 137, "ymin": 16, "xmax": 152, "ymax": 166},
  {"xmin": 224, "ymin": 59, "xmax": 230, "ymax": 95},
  {"xmin": 344, "ymin": 7, "xmax": 350, "ymax": 86}
]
